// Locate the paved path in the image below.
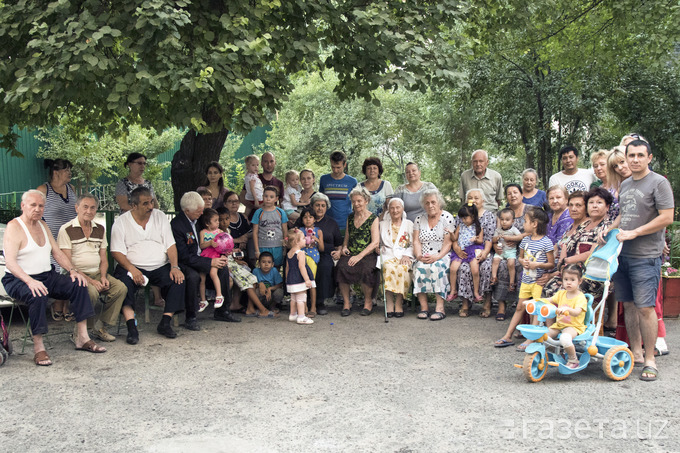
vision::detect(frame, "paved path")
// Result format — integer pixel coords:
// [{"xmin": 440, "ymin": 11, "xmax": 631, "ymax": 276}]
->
[{"xmin": 2, "ymin": 305, "xmax": 678, "ymax": 452}]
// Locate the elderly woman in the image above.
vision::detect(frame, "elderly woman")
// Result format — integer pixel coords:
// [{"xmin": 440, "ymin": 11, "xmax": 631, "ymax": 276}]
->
[
  {"xmin": 412, "ymin": 189, "xmax": 454, "ymax": 321},
  {"xmin": 300, "ymin": 192, "xmax": 342, "ymax": 315},
  {"xmin": 394, "ymin": 162, "xmax": 437, "ymax": 222},
  {"xmin": 539, "ymin": 188, "xmax": 612, "ymax": 299},
  {"xmin": 546, "ymin": 185, "xmax": 572, "ymax": 245},
  {"xmin": 379, "ymin": 197, "xmax": 414, "ymax": 317},
  {"xmin": 197, "ymin": 161, "xmax": 228, "ymax": 210},
  {"xmin": 521, "ymin": 168, "xmax": 546, "ymax": 207},
  {"xmin": 590, "ymin": 150, "xmax": 609, "ymax": 188},
  {"xmin": 335, "ymin": 187, "xmax": 380, "ymax": 316},
  {"xmin": 456, "ymin": 189, "xmax": 496, "ymax": 317},
  {"xmin": 36, "ymin": 158, "xmax": 78, "ymax": 321},
  {"xmin": 492, "ymin": 184, "xmax": 528, "ymax": 320},
  {"xmin": 360, "ymin": 157, "xmax": 394, "ymax": 217}
]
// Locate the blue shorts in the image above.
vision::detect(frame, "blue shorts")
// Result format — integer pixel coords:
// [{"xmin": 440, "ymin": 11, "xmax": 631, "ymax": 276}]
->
[
  {"xmin": 613, "ymin": 255, "xmax": 661, "ymax": 308},
  {"xmin": 260, "ymin": 246, "xmax": 284, "ymax": 267}
]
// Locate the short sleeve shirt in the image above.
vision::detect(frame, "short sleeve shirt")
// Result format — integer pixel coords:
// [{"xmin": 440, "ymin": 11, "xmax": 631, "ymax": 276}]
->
[
  {"xmin": 548, "ymin": 169, "xmax": 597, "ymax": 194},
  {"xmin": 619, "ymin": 171, "xmax": 675, "ymax": 258},
  {"xmin": 252, "ymin": 267, "xmax": 283, "ymax": 287},
  {"xmin": 110, "ymin": 210, "xmax": 176, "ymax": 271},
  {"xmin": 252, "ymin": 207, "xmax": 288, "ymax": 248},
  {"xmin": 414, "ymin": 211, "xmax": 455, "ymax": 255},
  {"xmin": 319, "ymin": 173, "xmax": 358, "ymax": 230},
  {"xmin": 459, "ymin": 168, "xmax": 503, "ymax": 212},
  {"xmin": 519, "ymin": 236, "xmax": 554, "ymax": 284},
  {"xmin": 57, "ymin": 218, "xmax": 106, "ymax": 274}
]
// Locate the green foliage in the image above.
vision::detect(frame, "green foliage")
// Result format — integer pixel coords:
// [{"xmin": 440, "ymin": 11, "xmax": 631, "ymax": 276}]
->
[
  {"xmin": 37, "ymin": 122, "xmax": 182, "ymax": 209},
  {"xmin": 218, "ymin": 134, "xmax": 246, "ymax": 193},
  {"xmin": 0, "ymin": 0, "xmax": 466, "ymax": 153}
]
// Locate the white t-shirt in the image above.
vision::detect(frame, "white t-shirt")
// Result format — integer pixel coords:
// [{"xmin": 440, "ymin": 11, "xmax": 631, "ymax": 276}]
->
[
  {"xmin": 282, "ymin": 184, "xmax": 302, "ymax": 211},
  {"xmin": 548, "ymin": 168, "xmax": 597, "ymax": 194},
  {"xmin": 110, "ymin": 210, "xmax": 176, "ymax": 271}
]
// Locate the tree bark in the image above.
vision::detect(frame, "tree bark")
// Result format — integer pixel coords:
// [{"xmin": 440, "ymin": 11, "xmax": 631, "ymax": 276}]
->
[{"xmin": 171, "ymin": 128, "xmax": 229, "ymax": 211}]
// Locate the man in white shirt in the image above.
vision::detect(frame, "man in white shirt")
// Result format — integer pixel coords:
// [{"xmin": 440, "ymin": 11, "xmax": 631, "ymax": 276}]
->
[
  {"xmin": 111, "ymin": 187, "xmax": 185, "ymax": 342},
  {"xmin": 548, "ymin": 146, "xmax": 597, "ymax": 193}
]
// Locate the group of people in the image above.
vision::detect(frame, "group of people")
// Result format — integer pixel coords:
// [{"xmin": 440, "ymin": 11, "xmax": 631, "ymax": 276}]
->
[{"xmin": 1, "ymin": 138, "xmax": 674, "ymax": 382}]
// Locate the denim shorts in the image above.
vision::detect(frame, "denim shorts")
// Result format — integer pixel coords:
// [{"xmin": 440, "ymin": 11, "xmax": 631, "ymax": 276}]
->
[{"xmin": 613, "ymin": 255, "xmax": 661, "ymax": 308}]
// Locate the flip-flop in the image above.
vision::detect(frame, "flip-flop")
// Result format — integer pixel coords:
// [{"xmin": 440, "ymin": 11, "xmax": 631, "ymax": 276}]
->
[
  {"xmin": 257, "ymin": 311, "xmax": 277, "ymax": 318},
  {"xmin": 494, "ymin": 338, "xmax": 514, "ymax": 348},
  {"xmin": 640, "ymin": 366, "xmax": 658, "ymax": 381},
  {"xmin": 75, "ymin": 340, "xmax": 107, "ymax": 353},
  {"xmin": 516, "ymin": 342, "xmax": 531, "ymax": 352},
  {"xmin": 495, "ymin": 312, "xmax": 507, "ymax": 321}
]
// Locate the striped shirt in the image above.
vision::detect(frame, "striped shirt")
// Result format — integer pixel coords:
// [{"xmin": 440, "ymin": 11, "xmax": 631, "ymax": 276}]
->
[
  {"xmin": 57, "ymin": 217, "xmax": 107, "ymax": 274},
  {"xmin": 519, "ymin": 235, "xmax": 554, "ymax": 284},
  {"xmin": 42, "ymin": 182, "xmax": 77, "ymax": 271}
]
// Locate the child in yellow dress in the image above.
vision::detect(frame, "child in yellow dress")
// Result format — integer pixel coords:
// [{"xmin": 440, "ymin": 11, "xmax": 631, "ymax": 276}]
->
[{"xmin": 544, "ymin": 264, "xmax": 588, "ymax": 369}]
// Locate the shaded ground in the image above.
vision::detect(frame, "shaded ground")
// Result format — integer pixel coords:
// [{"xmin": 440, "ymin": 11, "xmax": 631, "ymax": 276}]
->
[{"xmin": 1, "ymin": 302, "xmax": 678, "ymax": 452}]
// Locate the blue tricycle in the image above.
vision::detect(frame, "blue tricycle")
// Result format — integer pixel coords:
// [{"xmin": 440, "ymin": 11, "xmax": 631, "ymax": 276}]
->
[{"xmin": 515, "ymin": 228, "xmax": 634, "ymax": 382}]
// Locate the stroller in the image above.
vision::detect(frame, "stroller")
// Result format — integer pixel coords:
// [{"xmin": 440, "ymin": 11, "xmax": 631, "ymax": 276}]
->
[{"xmin": 515, "ymin": 228, "xmax": 634, "ymax": 382}]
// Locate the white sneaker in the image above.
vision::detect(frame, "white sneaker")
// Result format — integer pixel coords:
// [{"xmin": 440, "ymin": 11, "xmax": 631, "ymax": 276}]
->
[
  {"xmin": 198, "ymin": 300, "xmax": 208, "ymax": 313},
  {"xmin": 289, "ymin": 314, "xmax": 298, "ymax": 322},
  {"xmin": 297, "ymin": 316, "xmax": 314, "ymax": 325}
]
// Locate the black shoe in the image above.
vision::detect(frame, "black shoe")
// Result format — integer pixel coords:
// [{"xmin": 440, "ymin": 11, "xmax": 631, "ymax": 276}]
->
[
  {"xmin": 341, "ymin": 308, "xmax": 351, "ymax": 317},
  {"xmin": 126, "ymin": 326, "xmax": 139, "ymax": 345},
  {"xmin": 394, "ymin": 311, "xmax": 405, "ymax": 318},
  {"xmin": 185, "ymin": 318, "xmax": 201, "ymax": 331},
  {"xmin": 157, "ymin": 323, "xmax": 177, "ymax": 339},
  {"xmin": 386, "ymin": 312, "xmax": 395, "ymax": 318},
  {"xmin": 360, "ymin": 308, "xmax": 372, "ymax": 316},
  {"xmin": 317, "ymin": 306, "xmax": 328, "ymax": 316},
  {"xmin": 214, "ymin": 310, "xmax": 241, "ymax": 323}
]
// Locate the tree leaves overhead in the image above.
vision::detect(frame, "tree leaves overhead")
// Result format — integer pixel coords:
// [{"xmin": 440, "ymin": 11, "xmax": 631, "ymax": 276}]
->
[{"xmin": 0, "ymin": 0, "xmax": 467, "ymax": 152}]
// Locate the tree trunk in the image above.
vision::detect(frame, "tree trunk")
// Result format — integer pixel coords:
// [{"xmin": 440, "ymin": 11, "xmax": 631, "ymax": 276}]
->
[{"xmin": 171, "ymin": 128, "xmax": 229, "ymax": 211}]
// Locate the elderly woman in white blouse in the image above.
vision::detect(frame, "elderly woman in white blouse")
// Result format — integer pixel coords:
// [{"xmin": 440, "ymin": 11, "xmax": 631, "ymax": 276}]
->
[{"xmin": 379, "ymin": 197, "xmax": 414, "ymax": 318}]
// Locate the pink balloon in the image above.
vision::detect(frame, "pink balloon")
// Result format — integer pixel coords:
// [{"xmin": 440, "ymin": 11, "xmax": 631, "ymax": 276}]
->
[{"xmin": 213, "ymin": 232, "xmax": 234, "ymax": 255}]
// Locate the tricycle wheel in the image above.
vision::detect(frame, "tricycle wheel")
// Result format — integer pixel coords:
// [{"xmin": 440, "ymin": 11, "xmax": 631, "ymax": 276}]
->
[
  {"xmin": 602, "ymin": 345, "xmax": 633, "ymax": 381},
  {"xmin": 523, "ymin": 351, "xmax": 547, "ymax": 382}
]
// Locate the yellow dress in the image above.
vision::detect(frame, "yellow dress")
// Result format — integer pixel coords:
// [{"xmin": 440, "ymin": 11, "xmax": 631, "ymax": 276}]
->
[
  {"xmin": 382, "ymin": 223, "xmax": 412, "ymax": 296},
  {"xmin": 550, "ymin": 290, "xmax": 588, "ymax": 335}
]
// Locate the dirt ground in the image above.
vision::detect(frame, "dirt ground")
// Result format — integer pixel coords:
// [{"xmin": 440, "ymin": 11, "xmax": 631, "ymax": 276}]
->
[{"xmin": 1, "ymin": 301, "xmax": 678, "ymax": 453}]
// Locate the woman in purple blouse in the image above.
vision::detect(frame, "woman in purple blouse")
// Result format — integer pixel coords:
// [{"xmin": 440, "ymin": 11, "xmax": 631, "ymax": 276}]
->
[{"xmin": 546, "ymin": 185, "xmax": 573, "ymax": 245}]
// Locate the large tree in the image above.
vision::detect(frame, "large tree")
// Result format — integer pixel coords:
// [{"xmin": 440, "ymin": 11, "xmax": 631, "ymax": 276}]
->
[{"xmin": 0, "ymin": 0, "xmax": 464, "ymax": 208}]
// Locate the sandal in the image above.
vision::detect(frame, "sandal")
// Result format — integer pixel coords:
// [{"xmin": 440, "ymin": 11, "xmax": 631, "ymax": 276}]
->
[
  {"xmin": 480, "ymin": 308, "xmax": 491, "ymax": 318},
  {"xmin": 214, "ymin": 296, "xmax": 224, "ymax": 309},
  {"xmin": 516, "ymin": 341, "xmax": 531, "ymax": 352},
  {"xmin": 458, "ymin": 308, "xmax": 469, "ymax": 318},
  {"xmin": 75, "ymin": 339, "xmax": 107, "ymax": 353},
  {"xmin": 640, "ymin": 366, "xmax": 659, "ymax": 381},
  {"xmin": 63, "ymin": 311, "xmax": 75, "ymax": 322},
  {"xmin": 307, "ymin": 311, "xmax": 316, "ymax": 318},
  {"xmin": 34, "ymin": 350, "xmax": 52, "ymax": 366},
  {"xmin": 198, "ymin": 300, "xmax": 209, "ymax": 313},
  {"xmin": 494, "ymin": 338, "xmax": 514, "ymax": 348},
  {"xmin": 566, "ymin": 359, "xmax": 580, "ymax": 369},
  {"xmin": 430, "ymin": 311, "xmax": 446, "ymax": 321},
  {"xmin": 51, "ymin": 307, "xmax": 64, "ymax": 321},
  {"xmin": 495, "ymin": 312, "xmax": 507, "ymax": 321},
  {"xmin": 417, "ymin": 310, "xmax": 429, "ymax": 320}
]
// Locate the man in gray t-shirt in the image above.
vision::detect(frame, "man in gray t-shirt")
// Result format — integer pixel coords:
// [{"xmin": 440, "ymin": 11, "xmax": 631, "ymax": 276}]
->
[{"xmin": 609, "ymin": 140, "xmax": 674, "ymax": 382}]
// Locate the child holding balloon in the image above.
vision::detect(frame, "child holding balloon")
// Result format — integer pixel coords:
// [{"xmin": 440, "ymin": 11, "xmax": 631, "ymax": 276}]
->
[{"xmin": 199, "ymin": 208, "xmax": 231, "ymax": 311}]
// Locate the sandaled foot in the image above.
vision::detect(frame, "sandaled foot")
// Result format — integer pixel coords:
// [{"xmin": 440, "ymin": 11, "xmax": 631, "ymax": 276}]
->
[
  {"xmin": 494, "ymin": 338, "xmax": 514, "ymax": 348},
  {"xmin": 495, "ymin": 312, "xmax": 507, "ymax": 321},
  {"xmin": 430, "ymin": 311, "xmax": 446, "ymax": 321},
  {"xmin": 417, "ymin": 310, "xmax": 429, "ymax": 319},
  {"xmin": 307, "ymin": 311, "xmax": 316, "ymax": 318},
  {"xmin": 63, "ymin": 311, "xmax": 75, "ymax": 322},
  {"xmin": 566, "ymin": 359, "xmax": 580, "ymax": 369},
  {"xmin": 516, "ymin": 341, "xmax": 530, "ymax": 352},
  {"xmin": 51, "ymin": 308, "xmax": 64, "ymax": 322},
  {"xmin": 34, "ymin": 350, "xmax": 52, "ymax": 366},
  {"xmin": 75, "ymin": 339, "xmax": 107, "ymax": 353},
  {"xmin": 640, "ymin": 366, "xmax": 658, "ymax": 381},
  {"xmin": 480, "ymin": 308, "xmax": 491, "ymax": 318},
  {"xmin": 458, "ymin": 308, "xmax": 469, "ymax": 318}
]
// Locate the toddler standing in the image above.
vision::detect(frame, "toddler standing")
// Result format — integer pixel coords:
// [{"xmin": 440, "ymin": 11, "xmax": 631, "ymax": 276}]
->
[
  {"xmin": 491, "ymin": 208, "xmax": 524, "ymax": 291},
  {"xmin": 285, "ymin": 229, "xmax": 315, "ymax": 325},
  {"xmin": 244, "ymin": 154, "xmax": 264, "ymax": 218},
  {"xmin": 300, "ymin": 207, "xmax": 324, "ymax": 316}
]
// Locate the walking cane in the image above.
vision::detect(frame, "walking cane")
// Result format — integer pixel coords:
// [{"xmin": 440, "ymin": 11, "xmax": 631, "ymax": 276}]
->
[{"xmin": 379, "ymin": 241, "xmax": 388, "ymax": 323}]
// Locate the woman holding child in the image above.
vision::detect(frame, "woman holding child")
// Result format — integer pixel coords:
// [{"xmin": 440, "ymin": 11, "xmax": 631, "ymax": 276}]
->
[
  {"xmin": 492, "ymin": 184, "xmax": 528, "ymax": 320},
  {"xmin": 379, "ymin": 197, "xmax": 414, "ymax": 317},
  {"xmin": 455, "ymin": 189, "xmax": 496, "ymax": 318},
  {"xmin": 335, "ymin": 187, "xmax": 380, "ymax": 316}
]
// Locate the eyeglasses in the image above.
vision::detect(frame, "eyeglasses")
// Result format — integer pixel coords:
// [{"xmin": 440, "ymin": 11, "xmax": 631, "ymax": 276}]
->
[{"xmin": 132, "ymin": 161, "xmax": 147, "ymax": 166}]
